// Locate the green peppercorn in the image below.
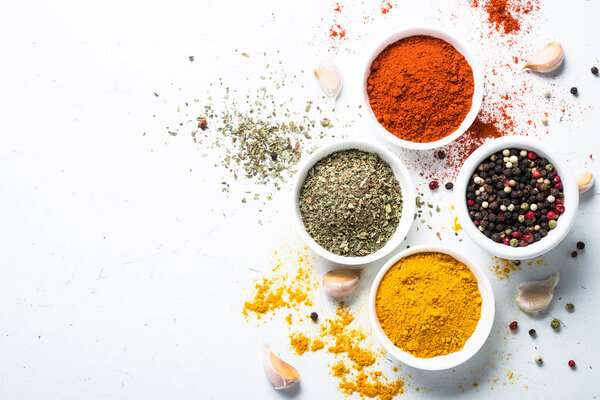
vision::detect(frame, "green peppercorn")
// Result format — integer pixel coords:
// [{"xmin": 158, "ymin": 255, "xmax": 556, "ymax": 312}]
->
[
  {"xmin": 510, "ymin": 238, "xmax": 519, "ymax": 247},
  {"xmin": 545, "ymin": 163, "xmax": 554, "ymax": 171},
  {"xmin": 518, "ymin": 215, "xmax": 525, "ymax": 223},
  {"xmin": 565, "ymin": 303, "xmax": 574, "ymax": 312},
  {"xmin": 521, "ymin": 203, "xmax": 529, "ymax": 210},
  {"xmin": 550, "ymin": 319, "xmax": 560, "ymax": 329},
  {"xmin": 548, "ymin": 220, "xmax": 557, "ymax": 229}
]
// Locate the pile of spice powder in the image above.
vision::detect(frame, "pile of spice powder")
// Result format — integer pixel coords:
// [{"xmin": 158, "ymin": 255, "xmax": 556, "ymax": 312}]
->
[
  {"xmin": 470, "ymin": 0, "xmax": 539, "ymax": 35},
  {"xmin": 367, "ymin": 36, "xmax": 474, "ymax": 143},
  {"xmin": 298, "ymin": 149, "xmax": 403, "ymax": 257},
  {"xmin": 242, "ymin": 251, "xmax": 406, "ymax": 399},
  {"xmin": 291, "ymin": 303, "xmax": 405, "ymax": 400},
  {"xmin": 242, "ymin": 249, "xmax": 318, "ymax": 318},
  {"xmin": 376, "ymin": 252, "xmax": 482, "ymax": 358}
]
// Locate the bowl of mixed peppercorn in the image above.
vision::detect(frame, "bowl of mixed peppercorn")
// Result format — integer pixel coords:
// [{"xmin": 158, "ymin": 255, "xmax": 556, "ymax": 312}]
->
[{"xmin": 455, "ymin": 137, "xmax": 579, "ymax": 260}]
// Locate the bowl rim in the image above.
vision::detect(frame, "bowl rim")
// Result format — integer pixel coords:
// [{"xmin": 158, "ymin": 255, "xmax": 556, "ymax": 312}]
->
[
  {"xmin": 454, "ymin": 136, "xmax": 579, "ymax": 260},
  {"xmin": 368, "ymin": 244, "xmax": 495, "ymax": 370},
  {"xmin": 291, "ymin": 140, "xmax": 416, "ymax": 266},
  {"xmin": 361, "ymin": 26, "xmax": 484, "ymax": 151}
]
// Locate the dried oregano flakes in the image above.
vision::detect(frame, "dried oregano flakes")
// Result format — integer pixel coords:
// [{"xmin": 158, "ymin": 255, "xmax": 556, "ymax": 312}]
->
[{"xmin": 298, "ymin": 149, "xmax": 403, "ymax": 257}]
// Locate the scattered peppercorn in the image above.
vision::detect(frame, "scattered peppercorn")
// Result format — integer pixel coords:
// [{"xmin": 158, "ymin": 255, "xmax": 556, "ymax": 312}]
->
[
  {"xmin": 576, "ymin": 241, "xmax": 585, "ymax": 250},
  {"xmin": 509, "ymin": 321, "xmax": 518, "ymax": 331},
  {"xmin": 571, "ymin": 251, "xmax": 578, "ymax": 258},
  {"xmin": 514, "ymin": 260, "xmax": 521, "ymax": 266},
  {"xmin": 592, "ymin": 66, "xmax": 599, "ymax": 75},
  {"xmin": 270, "ymin": 152, "xmax": 278, "ymax": 162},
  {"xmin": 550, "ymin": 319, "xmax": 560, "ymax": 329},
  {"xmin": 570, "ymin": 87, "xmax": 578, "ymax": 95},
  {"xmin": 189, "ymin": 55, "xmax": 195, "ymax": 62},
  {"xmin": 568, "ymin": 360, "xmax": 576, "ymax": 368},
  {"xmin": 535, "ymin": 355, "xmax": 543, "ymax": 365},
  {"xmin": 529, "ymin": 328, "xmax": 536, "ymax": 337},
  {"xmin": 437, "ymin": 151, "xmax": 446, "ymax": 159},
  {"xmin": 429, "ymin": 181, "xmax": 439, "ymax": 190},
  {"xmin": 198, "ymin": 119, "xmax": 208, "ymax": 130},
  {"xmin": 445, "ymin": 182, "xmax": 454, "ymax": 190},
  {"xmin": 310, "ymin": 312, "xmax": 318, "ymax": 321},
  {"xmin": 565, "ymin": 303, "xmax": 574, "ymax": 312}
]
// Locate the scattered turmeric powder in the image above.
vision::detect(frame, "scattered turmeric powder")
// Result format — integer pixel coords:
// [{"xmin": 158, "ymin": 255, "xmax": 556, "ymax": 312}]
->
[
  {"xmin": 242, "ymin": 247, "xmax": 406, "ymax": 399},
  {"xmin": 489, "ymin": 257, "xmax": 521, "ymax": 280},
  {"xmin": 376, "ymin": 252, "xmax": 482, "ymax": 358},
  {"xmin": 290, "ymin": 333, "xmax": 312, "ymax": 355},
  {"xmin": 242, "ymin": 249, "xmax": 318, "ymax": 318}
]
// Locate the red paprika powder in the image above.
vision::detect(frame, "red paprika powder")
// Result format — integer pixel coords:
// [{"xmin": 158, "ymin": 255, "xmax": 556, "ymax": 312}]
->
[{"xmin": 367, "ymin": 36, "xmax": 475, "ymax": 143}]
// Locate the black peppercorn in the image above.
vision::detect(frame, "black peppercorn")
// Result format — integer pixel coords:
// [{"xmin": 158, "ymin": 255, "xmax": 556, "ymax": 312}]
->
[
  {"xmin": 270, "ymin": 152, "xmax": 278, "ymax": 161},
  {"xmin": 571, "ymin": 251, "xmax": 578, "ymax": 258},
  {"xmin": 576, "ymin": 241, "xmax": 585, "ymax": 250},
  {"xmin": 570, "ymin": 87, "xmax": 578, "ymax": 95},
  {"xmin": 528, "ymin": 328, "xmax": 536, "ymax": 337},
  {"xmin": 592, "ymin": 66, "xmax": 599, "ymax": 75},
  {"xmin": 437, "ymin": 151, "xmax": 446, "ymax": 159},
  {"xmin": 445, "ymin": 182, "xmax": 454, "ymax": 190},
  {"xmin": 310, "ymin": 312, "xmax": 318, "ymax": 321}
]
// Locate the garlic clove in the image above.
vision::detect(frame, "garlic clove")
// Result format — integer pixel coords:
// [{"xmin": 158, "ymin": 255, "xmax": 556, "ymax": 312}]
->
[
  {"xmin": 516, "ymin": 272, "xmax": 560, "ymax": 314},
  {"xmin": 323, "ymin": 269, "xmax": 361, "ymax": 297},
  {"xmin": 577, "ymin": 171, "xmax": 594, "ymax": 194},
  {"xmin": 314, "ymin": 60, "xmax": 343, "ymax": 99},
  {"xmin": 523, "ymin": 42, "xmax": 564, "ymax": 73},
  {"xmin": 264, "ymin": 347, "xmax": 300, "ymax": 390}
]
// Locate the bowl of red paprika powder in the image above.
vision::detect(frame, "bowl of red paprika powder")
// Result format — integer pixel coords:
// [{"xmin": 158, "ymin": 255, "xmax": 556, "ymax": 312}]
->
[{"xmin": 363, "ymin": 27, "xmax": 483, "ymax": 150}]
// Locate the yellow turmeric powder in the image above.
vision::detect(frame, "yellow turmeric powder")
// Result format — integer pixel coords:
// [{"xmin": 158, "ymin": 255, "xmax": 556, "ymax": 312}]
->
[
  {"xmin": 290, "ymin": 333, "xmax": 312, "ymax": 355},
  {"xmin": 376, "ymin": 252, "xmax": 482, "ymax": 358}
]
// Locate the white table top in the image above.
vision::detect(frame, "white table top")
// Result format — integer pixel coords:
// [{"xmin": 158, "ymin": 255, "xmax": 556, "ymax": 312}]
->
[{"xmin": 1, "ymin": 0, "xmax": 599, "ymax": 398}]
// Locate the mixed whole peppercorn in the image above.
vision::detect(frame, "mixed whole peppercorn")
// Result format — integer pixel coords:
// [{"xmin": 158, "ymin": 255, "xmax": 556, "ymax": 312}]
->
[{"xmin": 466, "ymin": 148, "xmax": 565, "ymax": 247}]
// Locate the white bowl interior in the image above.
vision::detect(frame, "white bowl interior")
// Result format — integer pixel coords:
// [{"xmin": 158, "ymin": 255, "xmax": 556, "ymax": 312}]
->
[
  {"xmin": 454, "ymin": 136, "xmax": 579, "ymax": 260},
  {"xmin": 362, "ymin": 27, "xmax": 484, "ymax": 151},
  {"xmin": 292, "ymin": 141, "xmax": 416, "ymax": 265},
  {"xmin": 368, "ymin": 245, "xmax": 495, "ymax": 371}
]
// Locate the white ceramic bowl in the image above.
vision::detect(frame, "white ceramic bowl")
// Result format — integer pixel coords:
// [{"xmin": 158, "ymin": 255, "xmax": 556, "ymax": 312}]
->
[
  {"xmin": 455, "ymin": 136, "xmax": 579, "ymax": 260},
  {"xmin": 362, "ymin": 27, "xmax": 483, "ymax": 151},
  {"xmin": 368, "ymin": 245, "xmax": 495, "ymax": 370},
  {"xmin": 292, "ymin": 140, "xmax": 416, "ymax": 266}
]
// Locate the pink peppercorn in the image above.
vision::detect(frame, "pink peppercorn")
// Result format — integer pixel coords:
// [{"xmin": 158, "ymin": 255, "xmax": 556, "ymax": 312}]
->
[
  {"xmin": 528, "ymin": 151, "xmax": 537, "ymax": 160},
  {"xmin": 467, "ymin": 199, "xmax": 474, "ymax": 206},
  {"xmin": 429, "ymin": 181, "xmax": 439, "ymax": 190},
  {"xmin": 568, "ymin": 360, "xmax": 576, "ymax": 368},
  {"xmin": 503, "ymin": 237, "xmax": 511, "ymax": 245},
  {"xmin": 532, "ymin": 170, "xmax": 541, "ymax": 178},
  {"xmin": 547, "ymin": 211, "xmax": 557, "ymax": 220},
  {"xmin": 519, "ymin": 239, "xmax": 528, "ymax": 247},
  {"xmin": 509, "ymin": 321, "xmax": 518, "ymax": 330},
  {"xmin": 526, "ymin": 211, "xmax": 535, "ymax": 220},
  {"xmin": 555, "ymin": 204, "xmax": 566, "ymax": 214},
  {"xmin": 553, "ymin": 175, "xmax": 561, "ymax": 184},
  {"xmin": 555, "ymin": 182, "xmax": 563, "ymax": 190},
  {"xmin": 512, "ymin": 231, "xmax": 523, "ymax": 238}
]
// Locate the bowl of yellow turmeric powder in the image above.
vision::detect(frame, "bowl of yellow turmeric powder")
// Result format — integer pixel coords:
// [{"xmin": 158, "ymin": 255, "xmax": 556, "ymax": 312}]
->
[{"xmin": 369, "ymin": 245, "xmax": 495, "ymax": 370}]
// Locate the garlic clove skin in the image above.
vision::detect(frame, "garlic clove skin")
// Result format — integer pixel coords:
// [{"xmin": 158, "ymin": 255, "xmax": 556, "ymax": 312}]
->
[
  {"xmin": 314, "ymin": 60, "xmax": 343, "ymax": 99},
  {"xmin": 577, "ymin": 171, "xmax": 594, "ymax": 194},
  {"xmin": 264, "ymin": 347, "xmax": 300, "ymax": 390},
  {"xmin": 323, "ymin": 269, "xmax": 361, "ymax": 297},
  {"xmin": 523, "ymin": 42, "xmax": 564, "ymax": 73},
  {"xmin": 516, "ymin": 272, "xmax": 560, "ymax": 314}
]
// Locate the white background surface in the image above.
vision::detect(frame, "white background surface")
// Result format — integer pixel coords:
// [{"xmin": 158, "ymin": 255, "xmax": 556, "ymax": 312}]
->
[{"xmin": 1, "ymin": 0, "xmax": 599, "ymax": 399}]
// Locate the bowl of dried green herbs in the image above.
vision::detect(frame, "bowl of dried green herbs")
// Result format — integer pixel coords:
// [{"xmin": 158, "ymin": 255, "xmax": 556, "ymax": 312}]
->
[{"xmin": 293, "ymin": 140, "xmax": 416, "ymax": 265}]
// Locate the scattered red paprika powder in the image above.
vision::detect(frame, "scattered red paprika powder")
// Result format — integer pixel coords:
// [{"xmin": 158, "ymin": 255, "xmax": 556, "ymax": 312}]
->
[
  {"xmin": 471, "ymin": 0, "xmax": 539, "ymax": 35},
  {"xmin": 367, "ymin": 36, "xmax": 474, "ymax": 143}
]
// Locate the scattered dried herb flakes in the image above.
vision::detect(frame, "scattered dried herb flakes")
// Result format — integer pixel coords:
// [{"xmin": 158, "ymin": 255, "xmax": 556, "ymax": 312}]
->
[{"xmin": 299, "ymin": 149, "xmax": 403, "ymax": 257}]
